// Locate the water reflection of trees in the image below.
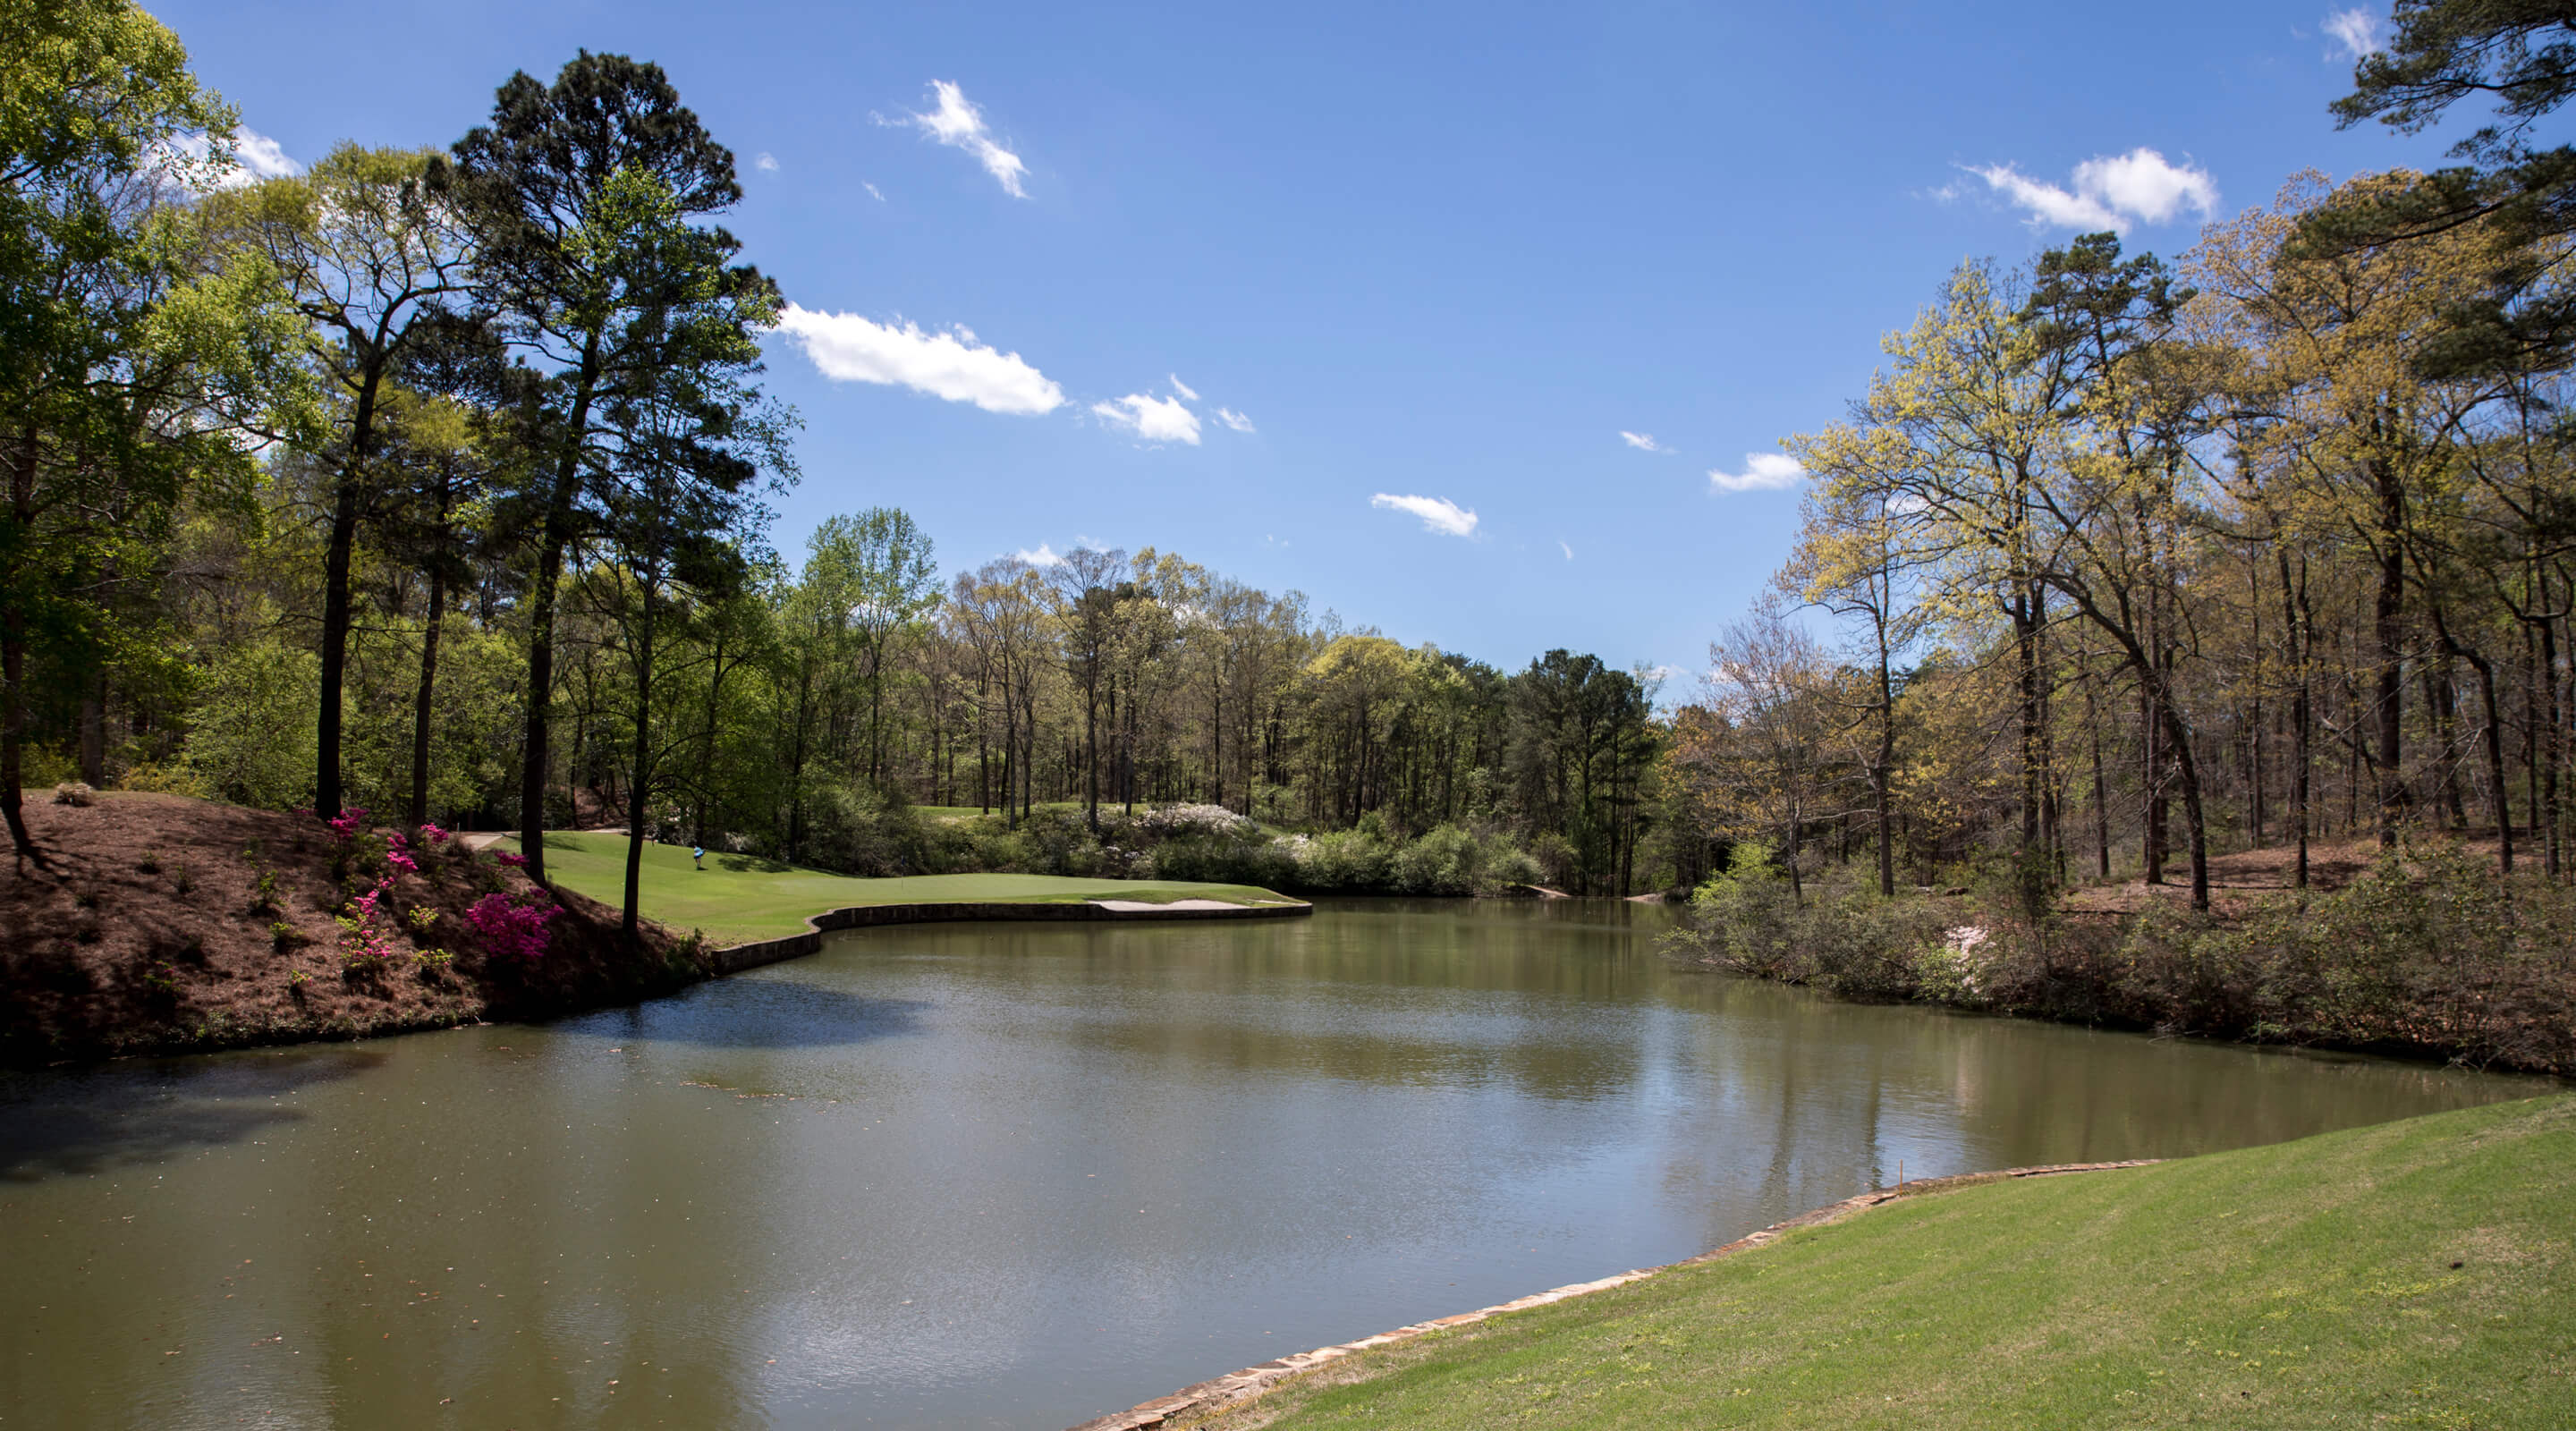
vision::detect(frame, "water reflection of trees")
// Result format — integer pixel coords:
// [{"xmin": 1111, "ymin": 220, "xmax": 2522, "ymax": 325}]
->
[{"xmin": 0, "ymin": 1046, "xmax": 384, "ymax": 1181}]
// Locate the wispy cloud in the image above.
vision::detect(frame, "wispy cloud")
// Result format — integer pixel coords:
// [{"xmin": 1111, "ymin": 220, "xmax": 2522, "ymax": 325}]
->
[
  {"xmin": 772, "ymin": 303, "xmax": 1065, "ymax": 415},
  {"xmin": 754, "ymin": 151, "xmax": 779, "ymax": 173},
  {"xmin": 1371, "ymin": 494, "xmax": 1479, "ymax": 538},
  {"xmin": 1619, "ymin": 431, "xmax": 1666, "ymax": 453},
  {"xmin": 896, "ymin": 80, "xmax": 1029, "ymax": 199},
  {"xmin": 863, "ymin": 182, "xmax": 886, "ymax": 202},
  {"xmin": 164, "ymin": 126, "xmax": 303, "ymax": 189},
  {"xmin": 1092, "ymin": 393, "xmax": 1202, "ymax": 445},
  {"xmin": 1964, "ymin": 148, "xmax": 2217, "ymax": 233},
  {"xmin": 1016, "ymin": 543, "xmax": 1064, "ymax": 567},
  {"xmin": 1558, "ymin": 539, "xmax": 1574, "ymax": 561},
  {"xmin": 1708, "ymin": 453, "xmax": 1804, "ymax": 494},
  {"xmin": 2324, "ymin": 8, "xmax": 2385, "ymax": 60},
  {"xmin": 1215, "ymin": 407, "xmax": 1256, "ymax": 434},
  {"xmin": 1169, "ymin": 374, "xmax": 1199, "ymax": 402}
]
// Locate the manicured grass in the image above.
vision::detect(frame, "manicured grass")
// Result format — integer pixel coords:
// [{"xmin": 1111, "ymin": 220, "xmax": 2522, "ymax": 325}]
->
[
  {"xmin": 1177, "ymin": 1096, "xmax": 2576, "ymax": 1430},
  {"xmin": 911, "ymin": 805, "xmax": 991, "ymax": 824},
  {"xmin": 503, "ymin": 831, "xmax": 1296, "ymax": 945}
]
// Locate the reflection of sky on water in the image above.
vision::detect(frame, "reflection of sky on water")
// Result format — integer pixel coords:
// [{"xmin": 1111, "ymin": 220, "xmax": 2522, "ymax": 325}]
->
[{"xmin": 0, "ymin": 900, "xmax": 2548, "ymax": 1429}]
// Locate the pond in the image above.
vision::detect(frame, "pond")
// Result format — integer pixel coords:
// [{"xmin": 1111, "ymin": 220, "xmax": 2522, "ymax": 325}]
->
[{"xmin": 0, "ymin": 899, "xmax": 2552, "ymax": 1428}]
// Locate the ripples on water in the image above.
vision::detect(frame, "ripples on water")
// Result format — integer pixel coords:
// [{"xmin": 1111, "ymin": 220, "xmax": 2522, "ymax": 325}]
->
[{"xmin": 0, "ymin": 899, "xmax": 2549, "ymax": 1428}]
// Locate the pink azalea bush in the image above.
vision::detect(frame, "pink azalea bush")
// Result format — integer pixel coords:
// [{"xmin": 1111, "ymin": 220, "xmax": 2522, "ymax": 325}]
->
[
  {"xmin": 467, "ymin": 890, "xmax": 557, "ymax": 962},
  {"xmin": 336, "ymin": 876, "xmax": 403, "ymax": 966}
]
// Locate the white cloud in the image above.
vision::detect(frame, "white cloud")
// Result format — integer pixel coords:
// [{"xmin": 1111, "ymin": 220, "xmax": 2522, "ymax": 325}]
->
[
  {"xmin": 1092, "ymin": 393, "xmax": 1202, "ymax": 445},
  {"xmin": 1619, "ymin": 431, "xmax": 1665, "ymax": 453},
  {"xmin": 1371, "ymin": 493, "xmax": 1479, "ymax": 538},
  {"xmin": 2324, "ymin": 8, "xmax": 2385, "ymax": 60},
  {"xmin": 164, "ymin": 126, "xmax": 303, "ymax": 189},
  {"xmin": 863, "ymin": 182, "xmax": 886, "ymax": 202},
  {"xmin": 1215, "ymin": 407, "xmax": 1256, "ymax": 434},
  {"xmin": 1966, "ymin": 148, "xmax": 2217, "ymax": 233},
  {"xmin": 755, "ymin": 151, "xmax": 779, "ymax": 173},
  {"xmin": 1016, "ymin": 543, "xmax": 1064, "ymax": 566},
  {"xmin": 901, "ymin": 80, "xmax": 1030, "ymax": 199},
  {"xmin": 1169, "ymin": 374, "xmax": 1199, "ymax": 402},
  {"xmin": 233, "ymin": 129, "xmax": 301, "ymax": 182},
  {"xmin": 1558, "ymin": 539, "xmax": 1574, "ymax": 561},
  {"xmin": 771, "ymin": 303, "xmax": 1065, "ymax": 415},
  {"xmin": 2073, "ymin": 149, "xmax": 2221, "ymax": 224},
  {"xmin": 1708, "ymin": 453, "xmax": 1805, "ymax": 494}
]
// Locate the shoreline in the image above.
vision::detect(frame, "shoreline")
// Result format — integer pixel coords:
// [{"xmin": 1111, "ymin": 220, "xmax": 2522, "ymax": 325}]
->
[
  {"xmin": 0, "ymin": 794, "xmax": 1311, "ymax": 1068},
  {"xmin": 1065, "ymin": 1158, "xmax": 2158, "ymax": 1431},
  {"xmin": 15, "ymin": 895, "xmax": 1312, "ymax": 1067},
  {"xmin": 699, "ymin": 893, "xmax": 1312, "ymax": 975}
]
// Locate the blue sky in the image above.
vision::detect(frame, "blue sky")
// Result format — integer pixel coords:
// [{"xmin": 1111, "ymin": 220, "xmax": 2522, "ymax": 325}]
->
[{"xmin": 160, "ymin": 1, "xmax": 2456, "ymax": 685}]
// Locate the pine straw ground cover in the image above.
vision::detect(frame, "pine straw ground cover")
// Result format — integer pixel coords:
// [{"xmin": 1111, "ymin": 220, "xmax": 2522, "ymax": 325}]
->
[
  {"xmin": 1170, "ymin": 1096, "xmax": 2576, "ymax": 1431},
  {"xmin": 508, "ymin": 829, "xmax": 1299, "ymax": 947},
  {"xmin": 0, "ymin": 792, "xmax": 696, "ymax": 1065}
]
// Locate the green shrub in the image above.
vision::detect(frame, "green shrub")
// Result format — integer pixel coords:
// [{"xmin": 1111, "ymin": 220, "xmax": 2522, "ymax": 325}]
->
[
  {"xmin": 1289, "ymin": 828, "xmax": 1392, "ymax": 892},
  {"xmin": 793, "ymin": 783, "xmax": 935, "ymax": 876},
  {"xmin": 178, "ymin": 639, "xmax": 318, "ymax": 809},
  {"xmin": 1153, "ymin": 834, "xmax": 1301, "ymax": 888},
  {"xmin": 1667, "ymin": 841, "xmax": 1801, "ymax": 976}
]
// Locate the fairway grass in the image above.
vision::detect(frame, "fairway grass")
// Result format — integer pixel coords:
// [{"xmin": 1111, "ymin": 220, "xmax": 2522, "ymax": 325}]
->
[
  {"xmin": 1173, "ymin": 1096, "xmax": 2576, "ymax": 1431},
  {"xmin": 504, "ymin": 831, "xmax": 1296, "ymax": 945}
]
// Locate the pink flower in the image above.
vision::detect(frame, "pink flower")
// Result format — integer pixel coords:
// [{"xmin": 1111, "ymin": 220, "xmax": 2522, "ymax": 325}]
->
[
  {"xmin": 416, "ymin": 823, "xmax": 451, "ymax": 845},
  {"xmin": 386, "ymin": 834, "xmax": 419, "ymax": 876},
  {"xmin": 467, "ymin": 891, "xmax": 558, "ymax": 962},
  {"xmin": 495, "ymin": 851, "xmax": 529, "ymax": 868}
]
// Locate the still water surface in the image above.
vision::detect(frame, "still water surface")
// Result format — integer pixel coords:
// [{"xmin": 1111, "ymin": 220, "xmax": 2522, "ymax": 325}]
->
[{"xmin": 0, "ymin": 900, "xmax": 2553, "ymax": 1427}]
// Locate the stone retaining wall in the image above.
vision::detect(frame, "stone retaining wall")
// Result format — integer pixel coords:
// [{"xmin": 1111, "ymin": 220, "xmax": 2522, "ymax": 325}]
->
[{"xmin": 706, "ymin": 898, "xmax": 1313, "ymax": 976}]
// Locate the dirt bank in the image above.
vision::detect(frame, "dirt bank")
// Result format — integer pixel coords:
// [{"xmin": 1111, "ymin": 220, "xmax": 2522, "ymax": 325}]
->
[{"xmin": 0, "ymin": 793, "xmax": 697, "ymax": 1066}]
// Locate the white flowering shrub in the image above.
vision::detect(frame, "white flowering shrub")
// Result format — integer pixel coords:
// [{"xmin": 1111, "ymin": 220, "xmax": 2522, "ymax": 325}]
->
[{"xmin": 1137, "ymin": 803, "xmax": 1252, "ymax": 838}]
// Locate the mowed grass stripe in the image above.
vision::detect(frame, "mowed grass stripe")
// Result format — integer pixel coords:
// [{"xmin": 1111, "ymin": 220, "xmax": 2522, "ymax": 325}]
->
[
  {"xmin": 1173, "ymin": 1096, "xmax": 2576, "ymax": 1430},
  {"xmin": 505, "ymin": 831, "xmax": 1295, "ymax": 946}
]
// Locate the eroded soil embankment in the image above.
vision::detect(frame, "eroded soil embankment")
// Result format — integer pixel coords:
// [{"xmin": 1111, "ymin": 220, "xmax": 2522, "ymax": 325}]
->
[{"xmin": 0, "ymin": 793, "xmax": 697, "ymax": 1065}]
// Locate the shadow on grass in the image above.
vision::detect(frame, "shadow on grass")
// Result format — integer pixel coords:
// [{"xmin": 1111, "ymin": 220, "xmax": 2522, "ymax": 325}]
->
[
  {"xmin": 569, "ymin": 979, "xmax": 934, "ymax": 1051},
  {"xmin": 713, "ymin": 853, "xmax": 794, "ymax": 875},
  {"xmin": 0, "ymin": 1046, "xmax": 386, "ymax": 1183}
]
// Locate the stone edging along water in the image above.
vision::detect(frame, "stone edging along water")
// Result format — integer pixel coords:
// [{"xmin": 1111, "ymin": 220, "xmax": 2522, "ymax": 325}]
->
[
  {"xmin": 1065, "ymin": 1158, "xmax": 2161, "ymax": 1431},
  {"xmin": 701, "ymin": 896, "xmax": 1314, "ymax": 975}
]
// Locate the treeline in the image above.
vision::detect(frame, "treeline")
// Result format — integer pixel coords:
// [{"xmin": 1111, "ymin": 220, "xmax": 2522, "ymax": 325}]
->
[
  {"xmin": 1662, "ymin": 6, "xmax": 2576, "ymax": 1069},
  {"xmin": 1675, "ymin": 184, "xmax": 2576, "ymax": 912},
  {"xmin": 2, "ymin": 3, "xmax": 1678, "ymax": 927},
  {"xmin": 1676, "ymin": 173, "xmax": 2576, "ymax": 912}
]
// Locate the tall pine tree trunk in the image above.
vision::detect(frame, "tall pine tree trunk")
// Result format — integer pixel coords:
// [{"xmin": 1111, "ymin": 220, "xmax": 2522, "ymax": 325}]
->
[
  {"xmin": 408, "ymin": 571, "xmax": 445, "ymax": 830},
  {"xmin": 515, "ymin": 351, "xmax": 598, "ymax": 885},
  {"xmin": 3, "ymin": 427, "xmax": 41, "ymax": 861},
  {"xmin": 621, "ymin": 581, "xmax": 656, "ymax": 942}
]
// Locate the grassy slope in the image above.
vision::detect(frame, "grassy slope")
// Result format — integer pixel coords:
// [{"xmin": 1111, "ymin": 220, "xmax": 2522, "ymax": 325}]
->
[
  {"xmin": 505, "ymin": 832, "xmax": 1295, "ymax": 945},
  {"xmin": 1182, "ymin": 1096, "xmax": 2576, "ymax": 1431}
]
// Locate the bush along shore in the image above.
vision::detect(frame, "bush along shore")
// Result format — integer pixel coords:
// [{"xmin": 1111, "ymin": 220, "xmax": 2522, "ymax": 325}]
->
[
  {"xmin": 1665, "ymin": 837, "xmax": 2576, "ymax": 1077},
  {"xmin": 691, "ymin": 797, "xmax": 1566, "ymax": 899}
]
